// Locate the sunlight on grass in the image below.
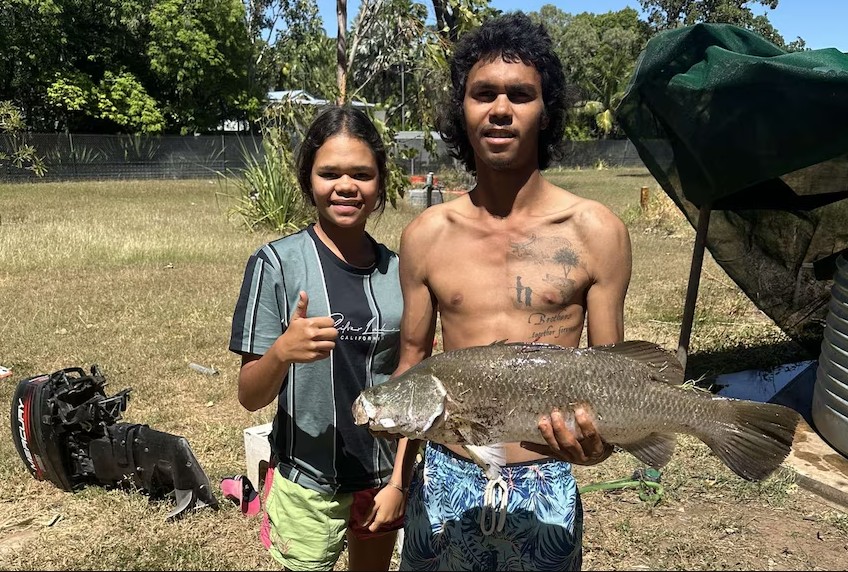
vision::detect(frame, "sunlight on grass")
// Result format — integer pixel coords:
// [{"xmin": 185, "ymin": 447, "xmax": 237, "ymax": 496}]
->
[{"xmin": 0, "ymin": 172, "xmax": 844, "ymax": 571}]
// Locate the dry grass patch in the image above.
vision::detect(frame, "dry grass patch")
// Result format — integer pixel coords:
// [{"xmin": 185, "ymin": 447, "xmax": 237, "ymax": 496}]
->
[{"xmin": 0, "ymin": 170, "xmax": 845, "ymax": 570}]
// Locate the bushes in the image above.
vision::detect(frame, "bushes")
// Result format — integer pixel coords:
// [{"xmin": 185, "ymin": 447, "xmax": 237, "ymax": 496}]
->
[
  {"xmin": 219, "ymin": 101, "xmax": 408, "ymax": 234},
  {"xmin": 219, "ymin": 101, "xmax": 314, "ymax": 234}
]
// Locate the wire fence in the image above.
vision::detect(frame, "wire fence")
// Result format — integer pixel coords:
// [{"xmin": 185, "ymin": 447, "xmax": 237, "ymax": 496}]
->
[{"xmin": 0, "ymin": 132, "xmax": 645, "ymax": 183}]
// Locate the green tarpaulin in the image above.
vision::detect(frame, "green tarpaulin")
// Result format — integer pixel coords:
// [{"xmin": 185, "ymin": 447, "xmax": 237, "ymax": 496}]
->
[{"xmin": 617, "ymin": 23, "xmax": 848, "ymax": 354}]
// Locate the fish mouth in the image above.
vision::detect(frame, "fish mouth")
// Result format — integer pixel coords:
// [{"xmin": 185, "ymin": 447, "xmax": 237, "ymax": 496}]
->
[{"xmin": 351, "ymin": 395, "xmax": 375, "ymax": 426}]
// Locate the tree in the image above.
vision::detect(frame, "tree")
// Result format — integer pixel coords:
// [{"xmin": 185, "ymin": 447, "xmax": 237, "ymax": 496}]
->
[
  {"xmin": 348, "ymin": 0, "xmax": 496, "ymax": 126},
  {"xmin": 147, "ymin": 0, "xmax": 260, "ymax": 133},
  {"xmin": 2, "ymin": 1, "xmax": 265, "ymax": 133},
  {"xmin": 431, "ymin": 0, "xmax": 499, "ymax": 44},
  {"xmin": 532, "ymin": 6, "xmax": 650, "ymax": 138},
  {"xmin": 639, "ymin": 0, "xmax": 805, "ymax": 50},
  {"xmin": 348, "ymin": 0, "xmax": 430, "ymax": 125},
  {"xmin": 272, "ymin": 0, "xmax": 335, "ymax": 98}
]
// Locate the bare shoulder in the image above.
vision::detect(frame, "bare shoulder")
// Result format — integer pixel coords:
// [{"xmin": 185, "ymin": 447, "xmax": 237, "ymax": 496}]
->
[
  {"xmin": 401, "ymin": 196, "xmax": 467, "ymax": 247},
  {"xmin": 566, "ymin": 195, "xmax": 632, "ymax": 286},
  {"xmin": 568, "ymin": 195, "xmax": 629, "ymax": 248}
]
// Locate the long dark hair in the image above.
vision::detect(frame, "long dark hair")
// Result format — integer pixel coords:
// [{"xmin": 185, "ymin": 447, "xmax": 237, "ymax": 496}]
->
[
  {"xmin": 296, "ymin": 106, "xmax": 388, "ymax": 213},
  {"xmin": 439, "ymin": 11, "xmax": 567, "ymax": 173}
]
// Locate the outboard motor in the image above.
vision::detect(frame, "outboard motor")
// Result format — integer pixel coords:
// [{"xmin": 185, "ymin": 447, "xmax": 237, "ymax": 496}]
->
[{"xmin": 10, "ymin": 365, "xmax": 218, "ymax": 519}]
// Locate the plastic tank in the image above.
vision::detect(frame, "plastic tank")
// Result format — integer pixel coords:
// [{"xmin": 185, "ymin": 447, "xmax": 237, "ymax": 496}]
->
[{"xmin": 812, "ymin": 253, "xmax": 848, "ymax": 456}]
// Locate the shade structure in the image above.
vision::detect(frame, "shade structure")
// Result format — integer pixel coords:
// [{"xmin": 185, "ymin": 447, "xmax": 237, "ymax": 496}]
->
[{"xmin": 617, "ymin": 23, "xmax": 848, "ymax": 359}]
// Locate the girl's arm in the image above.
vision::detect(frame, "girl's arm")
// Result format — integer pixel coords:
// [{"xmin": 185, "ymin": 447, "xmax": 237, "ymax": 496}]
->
[
  {"xmin": 366, "ymin": 216, "xmax": 438, "ymax": 531},
  {"xmin": 238, "ymin": 291, "xmax": 338, "ymax": 411}
]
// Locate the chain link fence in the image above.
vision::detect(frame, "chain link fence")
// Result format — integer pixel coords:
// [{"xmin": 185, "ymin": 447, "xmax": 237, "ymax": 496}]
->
[
  {"xmin": 0, "ymin": 133, "xmax": 261, "ymax": 181},
  {"xmin": 0, "ymin": 132, "xmax": 644, "ymax": 182}
]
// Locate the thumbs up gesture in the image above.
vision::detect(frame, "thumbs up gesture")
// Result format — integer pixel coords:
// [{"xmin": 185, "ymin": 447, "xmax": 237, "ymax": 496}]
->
[{"xmin": 277, "ymin": 291, "xmax": 338, "ymax": 363}]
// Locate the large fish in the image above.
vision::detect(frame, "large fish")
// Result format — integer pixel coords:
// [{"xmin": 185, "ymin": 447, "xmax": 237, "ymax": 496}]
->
[{"xmin": 352, "ymin": 341, "xmax": 801, "ymax": 481}]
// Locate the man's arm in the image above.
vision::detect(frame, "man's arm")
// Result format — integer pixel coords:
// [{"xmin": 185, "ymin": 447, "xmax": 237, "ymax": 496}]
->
[
  {"xmin": 584, "ymin": 205, "xmax": 632, "ymax": 347},
  {"xmin": 526, "ymin": 203, "xmax": 632, "ymax": 464},
  {"xmin": 366, "ymin": 215, "xmax": 439, "ymax": 531}
]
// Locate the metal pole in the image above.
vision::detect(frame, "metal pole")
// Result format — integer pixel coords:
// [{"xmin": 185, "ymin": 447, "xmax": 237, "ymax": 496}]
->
[
  {"xmin": 400, "ymin": 61, "xmax": 405, "ymax": 131},
  {"xmin": 677, "ymin": 203, "xmax": 713, "ymax": 372},
  {"xmin": 69, "ymin": 132, "xmax": 77, "ymax": 178}
]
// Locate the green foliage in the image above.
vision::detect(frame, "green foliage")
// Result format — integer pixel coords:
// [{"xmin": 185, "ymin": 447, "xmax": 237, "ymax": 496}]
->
[
  {"xmin": 96, "ymin": 72, "xmax": 166, "ymax": 134},
  {"xmin": 273, "ymin": 0, "xmax": 335, "ymax": 97},
  {"xmin": 46, "ymin": 71, "xmax": 95, "ymax": 114},
  {"xmin": 147, "ymin": 0, "xmax": 259, "ymax": 133},
  {"xmin": 219, "ymin": 100, "xmax": 314, "ymax": 234},
  {"xmin": 639, "ymin": 0, "xmax": 806, "ymax": 51},
  {"xmin": 531, "ymin": 6, "xmax": 650, "ymax": 139},
  {"xmin": 47, "ymin": 69, "xmax": 166, "ymax": 134},
  {"xmin": 0, "ymin": 100, "xmax": 46, "ymax": 176},
  {"xmin": 2, "ymin": 0, "xmax": 263, "ymax": 134}
]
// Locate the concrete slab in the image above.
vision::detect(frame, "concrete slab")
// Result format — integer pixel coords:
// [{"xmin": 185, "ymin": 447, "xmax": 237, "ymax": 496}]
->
[
  {"xmin": 711, "ymin": 360, "xmax": 848, "ymax": 510},
  {"xmin": 784, "ymin": 420, "xmax": 848, "ymax": 510}
]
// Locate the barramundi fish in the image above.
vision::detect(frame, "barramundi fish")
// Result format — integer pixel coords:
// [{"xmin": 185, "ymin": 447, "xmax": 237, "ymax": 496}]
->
[{"xmin": 352, "ymin": 341, "xmax": 800, "ymax": 481}]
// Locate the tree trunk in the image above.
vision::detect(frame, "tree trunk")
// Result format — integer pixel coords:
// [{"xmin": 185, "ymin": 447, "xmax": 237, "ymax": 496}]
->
[{"xmin": 336, "ymin": 0, "xmax": 347, "ymax": 104}]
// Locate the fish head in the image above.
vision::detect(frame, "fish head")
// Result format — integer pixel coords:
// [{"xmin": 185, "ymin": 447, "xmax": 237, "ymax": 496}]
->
[{"xmin": 352, "ymin": 367, "xmax": 449, "ymax": 440}]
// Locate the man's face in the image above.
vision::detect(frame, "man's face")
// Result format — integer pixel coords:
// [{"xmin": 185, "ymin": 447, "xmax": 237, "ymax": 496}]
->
[{"xmin": 463, "ymin": 56, "xmax": 547, "ymax": 172}]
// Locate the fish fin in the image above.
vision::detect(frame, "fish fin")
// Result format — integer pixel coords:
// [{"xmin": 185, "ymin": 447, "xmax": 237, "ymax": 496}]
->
[
  {"xmin": 701, "ymin": 399, "xmax": 800, "ymax": 481},
  {"xmin": 463, "ymin": 444, "xmax": 508, "ymax": 480},
  {"xmin": 621, "ymin": 433, "xmax": 677, "ymax": 468},
  {"xmin": 453, "ymin": 419, "xmax": 491, "ymax": 446},
  {"xmin": 420, "ymin": 377, "xmax": 448, "ymax": 433},
  {"xmin": 592, "ymin": 341, "xmax": 684, "ymax": 384}
]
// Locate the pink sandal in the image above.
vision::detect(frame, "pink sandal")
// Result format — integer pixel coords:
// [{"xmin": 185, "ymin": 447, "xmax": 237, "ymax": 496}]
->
[{"xmin": 220, "ymin": 475, "xmax": 261, "ymax": 516}]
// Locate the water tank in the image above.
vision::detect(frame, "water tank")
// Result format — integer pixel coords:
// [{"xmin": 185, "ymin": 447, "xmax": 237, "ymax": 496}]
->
[{"xmin": 812, "ymin": 253, "xmax": 848, "ymax": 456}]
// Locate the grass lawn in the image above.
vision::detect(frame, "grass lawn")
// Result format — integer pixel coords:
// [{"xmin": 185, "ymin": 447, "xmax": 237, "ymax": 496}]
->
[{"xmin": 0, "ymin": 169, "xmax": 844, "ymax": 570}]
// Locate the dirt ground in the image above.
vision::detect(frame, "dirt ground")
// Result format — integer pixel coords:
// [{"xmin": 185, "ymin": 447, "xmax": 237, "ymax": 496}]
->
[{"xmin": 573, "ymin": 445, "xmax": 848, "ymax": 571}]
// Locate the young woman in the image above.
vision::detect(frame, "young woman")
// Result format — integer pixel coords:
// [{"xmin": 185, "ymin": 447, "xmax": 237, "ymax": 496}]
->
[{"xmin": 229, "ymin": 106, "xmax": 406, "ymax": 571}]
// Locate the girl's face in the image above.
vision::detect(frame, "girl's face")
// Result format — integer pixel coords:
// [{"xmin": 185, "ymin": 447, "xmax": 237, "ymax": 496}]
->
[{"xmin": 310, "ymin": 133, "xmax": 380, "ymax": 230}]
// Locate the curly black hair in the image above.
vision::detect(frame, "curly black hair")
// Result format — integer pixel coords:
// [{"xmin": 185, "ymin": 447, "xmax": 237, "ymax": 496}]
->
[
  {"xmin": 438, "ymin": 11, "xmax": 566, "ymax": 174},
  {"xmin": 296, "ymin": 105, "xmax": 388, "ymax": 213}
]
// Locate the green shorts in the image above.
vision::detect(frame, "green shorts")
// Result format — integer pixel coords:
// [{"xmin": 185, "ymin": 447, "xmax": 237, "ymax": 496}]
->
[{"xmin": 260, "ymin": 466, "xmax": 402, "ymax": 571}]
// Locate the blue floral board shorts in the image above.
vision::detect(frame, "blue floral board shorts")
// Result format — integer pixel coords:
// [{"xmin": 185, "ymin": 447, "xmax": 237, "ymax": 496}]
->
[{"xmin": 400, "ymin": 443, "xmax": 583, "ymax": 571}]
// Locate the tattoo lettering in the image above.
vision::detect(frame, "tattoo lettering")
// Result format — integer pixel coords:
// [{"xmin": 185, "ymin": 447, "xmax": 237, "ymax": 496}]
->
[
  {"xmin": 528, "ymin": 311, "xmax": 569, "ymax": 325},
  {"xmin": 528, "ymin": 312, "xmax": 580, "ymax": 340}
]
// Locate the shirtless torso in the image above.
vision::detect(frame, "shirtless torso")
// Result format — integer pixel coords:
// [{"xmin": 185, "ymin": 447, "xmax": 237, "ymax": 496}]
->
[{"xmin": 397, "ymin": 176, "xmax": 631, "ymax": 463}]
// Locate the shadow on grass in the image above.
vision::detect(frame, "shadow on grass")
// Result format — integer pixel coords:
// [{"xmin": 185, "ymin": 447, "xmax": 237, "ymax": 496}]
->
[
  {"xmin": 614, "ymin": 172, "xmax": 653, "ymax": 177},
  {"xmin": 686, "ymin": 338, "xmax": 815, "ymax": 381}
]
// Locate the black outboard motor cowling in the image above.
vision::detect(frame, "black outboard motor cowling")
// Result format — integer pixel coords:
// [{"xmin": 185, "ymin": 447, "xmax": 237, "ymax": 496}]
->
[{"xmin": 10, "ymin": 365, "xmax": 218, "ymax": 519}]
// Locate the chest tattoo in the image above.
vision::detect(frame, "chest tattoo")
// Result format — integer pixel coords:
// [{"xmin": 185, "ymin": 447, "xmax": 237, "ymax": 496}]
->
[{"xmin": 511, "ymin": 237, "xmax": 583, "ymax": 308}]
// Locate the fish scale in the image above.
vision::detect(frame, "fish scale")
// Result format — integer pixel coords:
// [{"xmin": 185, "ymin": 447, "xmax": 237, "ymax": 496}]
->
[{"xmin": 352, "ymin": 340, "xmax": 801, "ymax": 481}]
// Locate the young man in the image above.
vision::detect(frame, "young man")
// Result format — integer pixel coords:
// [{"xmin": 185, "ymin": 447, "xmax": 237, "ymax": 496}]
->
[{"xmin": 366, "ymin": 11, "xmax": 633, "ymax": 571}]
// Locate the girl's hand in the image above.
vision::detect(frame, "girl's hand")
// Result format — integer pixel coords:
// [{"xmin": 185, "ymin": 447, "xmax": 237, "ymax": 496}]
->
[
  {"xmin": 364, "ymin": 484, "xmax": 406, "ymax": 533},
  {"xmin": 275, "ymin": 291, "xmax": 338, "ymax": 363}
]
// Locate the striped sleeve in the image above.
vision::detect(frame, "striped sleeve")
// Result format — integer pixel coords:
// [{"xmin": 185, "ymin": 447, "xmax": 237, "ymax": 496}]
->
[{"xmin": 229, "ymin": 249, "xmax": 285, "ymax": 356}]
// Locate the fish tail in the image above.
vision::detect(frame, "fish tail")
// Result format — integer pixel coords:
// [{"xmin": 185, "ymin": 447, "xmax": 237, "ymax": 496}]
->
[{"xmin": 702, "ymin": 400, "xmax": 800, "ymax": 481}]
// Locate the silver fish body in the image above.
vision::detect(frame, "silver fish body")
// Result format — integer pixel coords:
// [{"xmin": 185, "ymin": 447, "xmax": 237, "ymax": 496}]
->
[{"xmin": 352, "ymin": 341, "xmax": 800, "ymax": 481}]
